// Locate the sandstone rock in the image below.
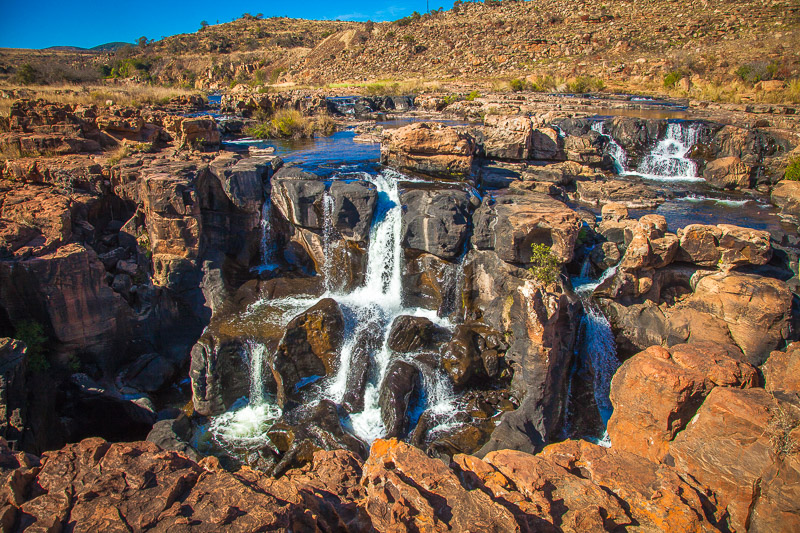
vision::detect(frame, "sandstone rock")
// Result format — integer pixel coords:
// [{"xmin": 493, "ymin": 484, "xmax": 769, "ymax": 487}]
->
[
  {"xmin": 272, "ymin": 298, "xmax": 345, "ymax": 406},
  {"xmin": 190, "ymin": 337, "xmax": 255, "ymax": 416},
  {"xmin": 576, "ymin": 178, "xmax": 664, "ymax": 208},
  {"xmin": 270, "ymin": 172, "xmax": 326, "ymax": 230},
  {"xmin": 473, "ymin": 189, "xmax": 582, "ymax": 264},
  {"xmin": 608, "ymin": 343, "xmax": 758, "ymax": 462},
  {"xmin": 362, "ymin": 438, "xmax": 519, "ymax": 531},
  {"xmin": 670, "ymin": 387, "xmax": 800, "ymax": 533},
  {"xmin": 762, "ymin": 342, "xmax": 800, "ymax": 392},
  {"xmin": 329, "ymin": 180, "xmax": 377, "ymax": 241},
  {"xmin": 117, "ymin": 352, "xmax": 176, "ymax": 393},
  {"xmin": 381, "ymin": 122, "xmax": 475, "ymax": 179},
  {"xmin": 703, "ymin": 156, "xmax": 752, "ymax": 189},
  {"xmin": 530, "ymin": 127, "xmax": 565, "ymax": 160},
  {"xmin": 771, "ymin": 179, "xmax": 800, "ymax": 220},
  {"xmin": 479, "ymin": 115, "xmax": 533, "ymax": 160},
  {"xmin": 180, "ymin": 116, "xmax": 220, "ymax": 149}
]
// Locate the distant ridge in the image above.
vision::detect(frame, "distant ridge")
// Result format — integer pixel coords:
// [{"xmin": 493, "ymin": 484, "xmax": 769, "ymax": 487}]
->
[{"xmin": 43, "ymin": 42, "xmax": 132, "ymax": 52}]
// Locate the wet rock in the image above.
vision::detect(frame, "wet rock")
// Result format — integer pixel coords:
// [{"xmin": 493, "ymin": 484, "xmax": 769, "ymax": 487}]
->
[
  {"xmin": 378, "ymin": 360, "xmax": 421, "ymax": 438},
  {"xmin": 271, "ymin": 172, "xmax": 326, "ymax": 229},
  {"xmin": 402, "ymin": 252, "xmax": 462, "ymax": 314},
  {"xmin": 608, "ymin": 343, "xmax": 758, "ymax": 462},
  {"xmin": 387, "ymin": 315, "xmax": 449, "ymax": 353},
  {"xmin": 272, "ymin": 298, "xmax": 345, "ymax": 406},
  {"xmin": 190, "ymin": 337, "xmax": 251, "ymax": 416},
  {"xmin": 605, "ymin": 117, "xmax": 665, "ymax": 166},
  {"xmin": 362, "ymin": 438, "xmax": 519, "ymax": 531},
  {"xmin": 116, "ymin": 352, "xmax": 176, "ymax": 394},
  {"xmin": 590, "ymin": 241, "xmax": 622, "ymax": 271},
  {"xmin": 381, "ymin": 122, "xmax": 475, "ymax": 179},
  {"xmin": 530, "ymin": 127, "xmax": 566, "ymax": 160},
  {"xmin": 146, "ymin": 413, "xmax": 199, "ymax": 461},
  {"xmin": 703, "ymin": 155, "xmax": 752, "ymax": 189},
  {"xmin": 399, "ymin": 186, "xmax": 472, "ymax": 260},
  {"xmin": 670, "ymin": 387, "xmax": 800, "ymax": 533},
  {"xmin": 329, "ymin": 180, "xmax": 377, "ymax": 241},
  {"xmin": 473, "ymin": 189, "xmax": 582, "ymax": 264}
]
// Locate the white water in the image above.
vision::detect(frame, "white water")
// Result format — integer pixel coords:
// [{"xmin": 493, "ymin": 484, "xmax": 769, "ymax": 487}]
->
[
  {"xmin": 209, "ymin": 341, "xmax": 282, "ymax": 450},
  {"xmin": 592, "ymin": 121, "xmax": 628, "ymax": 174},
  {"xmin": 322, "ymin": 190, "xmax": 335, "ymax": 291},
  {"xmin": 625, "ymin": 122, "xmax": 704, "ymax": 182},
  {"xmin": 570, "ymin": 266, "xmax": 620, "ymax": 445},
  {"xmin": 253, "ymin": 198, "xmax": 279, "ymax": 274}
]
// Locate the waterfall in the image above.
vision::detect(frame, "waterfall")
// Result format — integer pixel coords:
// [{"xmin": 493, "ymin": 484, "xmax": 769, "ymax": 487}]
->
[
  {"xmin": 254, "ymin": 198, "xmax": 278, "ymax": 273},
  {"xmin": 630, "ymin": 122, "xmax": 703, "ymax": 181},
  {"xmin": 322, "ymin": 190, "xmax": 335, "ymax": 291},
  {"xmin": 208, "ymin": 340, "xmax": 282, "ymax": 450},
  {"xmin": 568, "ymin": 266, "xmax": 620, "ymax": 445},
  {"xmin": 592, "ymin": 121, "xmax": 628, "ymax": 174}
]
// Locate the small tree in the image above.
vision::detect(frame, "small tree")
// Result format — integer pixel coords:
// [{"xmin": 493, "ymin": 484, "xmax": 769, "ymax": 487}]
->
[
  {"xmin": 529, "ymin": 243, "xmax": 560, "ymax": 285},
  {"xmin": 137, "ymin": 36, "xmax": 148, "ymax": 48},
  {"xmin": 200, "ymin": 20, "xmax": 209, "ymax": 30}
]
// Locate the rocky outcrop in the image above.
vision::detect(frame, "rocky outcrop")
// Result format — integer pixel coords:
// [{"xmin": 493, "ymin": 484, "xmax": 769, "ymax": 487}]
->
[
  {"xmin": 669, "ymin": 387, "xmax": 800, "ymax": 533},
  {"xmin": 607, "ymin": 342, "xmax": 758, "ymax": 462},
  {"xmin": 702, "ymin": 155, "xmax": 752, "ymax": 189},
  {"xmin": 272, "ymin": 298, "xmax": 345, "ymax": 406},
  {"xmin": 381, "ymin": 122, "xmax": 475, "ymax": 179},
  {"xmin": 0, "ymin": 435, "xmax": 733, "ymax": 532},
  {"xmin": 0, "ymin": 339, "xmax": 26, "ymax": 446},
  {"xmin": 473, "ymin": 188, "xmax": 582, "ymax": 265},
  {"xmin": 771, "ymin": 179, "xmax": 800, "ymax": 221}
]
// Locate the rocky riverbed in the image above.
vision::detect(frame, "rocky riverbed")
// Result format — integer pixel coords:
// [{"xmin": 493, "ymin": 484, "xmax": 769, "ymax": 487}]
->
[{"xmin": 1, "ymin": 91, "xmax": 799, "ymax": 531}]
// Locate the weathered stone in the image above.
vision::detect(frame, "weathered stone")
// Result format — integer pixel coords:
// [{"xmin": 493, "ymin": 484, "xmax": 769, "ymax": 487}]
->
[
  {"xmin": 400, "ymin": 186, "xmax": 472, "ymax": 260},
  {"xmin": 381, "ymin": 122, "xmax": 475, "ymax": 179},
  {"xmin": 378, "ymin": 360, "xmax": 421, "ymax": 438}
]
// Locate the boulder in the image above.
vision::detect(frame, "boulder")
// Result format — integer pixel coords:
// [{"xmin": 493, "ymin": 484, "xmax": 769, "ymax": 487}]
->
[
  {"xmin": 607, "ymin": 343, "xmax": 758, "ymax": 462},
  {"xmin": 381, "ymin": 122, "xmax": 475, "ymax": 179},
  {"xmin": 117, "ymin": 353, "xmax": 176, "ymax": 394},
  {"xmin": 399, "ymin": 186, "xmax": 473, "ymax": 260},
  {"xmin": 479, "ymin": 115, "xmax": 533, "ymax": 160},
  {"xmin": 271, "ymin": 174, "xmax": 326, "ymax": 229},
  {"xmin": 179, "ymin": 116, "xmax": 220, "ymax": 149},
  {"xmin": 761, "ymin": 342, "xmax": 800, "ymax": 392},
  {"xmin": 703, "ymin": 156, "xmax": 752, "ymax": 189},
  {"xmin": 771, "ymin": 179, "xmax": 800, "ymax": 220},
  {"xmin": 329, "ymin": 180, "xmax": 377, "ymax": 242},
  {"xmin": 146, "ymin": 414, "xmax": 199, "ymax": 461},
  {"xmin": 576, "ymin": 178, "xmax": 664, "ymax": 208},
  {"xmin": 378, "ymin": 360, "xmax": 421, "ymax": 438},
  {"xmin": 530, "ymin": 127, "xmax": 566, "ymax": 160},
  {"xmin": 272, "ymin": 298, "xmax": 345, "ymax": 406},
  {"xmin": 387, "ymin": 315, "xmax": 448, "ymax": 353}
]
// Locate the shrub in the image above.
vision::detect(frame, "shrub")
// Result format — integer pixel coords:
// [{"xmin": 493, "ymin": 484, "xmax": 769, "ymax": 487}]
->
[
  {"xmin": 443, "ymin": 94, "xmax": 461, "ymax": 106},
  {"xmin": 245, "ymin": 109, "xmax": 335, "ymax": 139},
  {"xmin": 663, "ymin": 70, "xmax": 684, "ymax": 88},
  {"xmin": 465, "ymin": 90, "xmax": 481, "ymax": 101},
  {"xmin": 14, "ymin": 320, "xmax": 49, "ymax": 373},
  {"xmin": 509, "ymin": 78, "xmax": 526, "ymax": 92},
  {"xmin": 566, "ymin": 76, "xmax": 605, "ymax": 93},
  {"xmin": 15, "ymin": 63, "xmax": 37, "ymax": 85},
  {"xmin": 785, "ymin": 158, "xmax": 800, "ymax": 181},
  {"xmin": 765, "ymin": 398, "xmax": 799, "ymax": 458},
  {"xmin": 736, "ymin": 61, "xmax": 780, "ymax": 84},
  {"xmin": 529, "ymin": 243, "xmax": 560, "ymax": 285}
]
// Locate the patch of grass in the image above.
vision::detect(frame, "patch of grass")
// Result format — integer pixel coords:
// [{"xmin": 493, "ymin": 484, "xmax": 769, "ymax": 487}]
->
[
  {"xmin": 245, "ymin": 108, "xmax": 335, "ymax": 139},
  {"xmin": 465, "ymin": 90, "xmax": 480, "ymax": 101},
  {"xmin": 566, "ymin": 76, "xmax": 605, "ymax": 93},
  {"xmin": 765, "ymin": 397, "xmax": 800, "ymax": 459},
  {"xmin": 784, "ymin": 158, "xmax": 800, "ymax": 181},
  {"xmin": 529, "ymin": 243, "xmax": 560, "ymax": 285},
  {"xmin": 509, "ymin": 78, "xmax": 526, "ymax": 92}
]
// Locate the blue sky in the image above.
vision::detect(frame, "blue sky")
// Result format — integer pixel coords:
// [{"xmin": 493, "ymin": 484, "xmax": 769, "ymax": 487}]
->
[{"xmin": 1, "ymin": 1, "xmax": 447, "ymax": 49}]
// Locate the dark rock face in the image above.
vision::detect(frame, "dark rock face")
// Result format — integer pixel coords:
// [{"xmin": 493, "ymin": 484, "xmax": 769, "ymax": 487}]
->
[
  {"xmin": 400, "ymin": 186, "xmax": 474, "ymax": 260},
  {"xmin": 604, "ymin": 117, "xmax": 666, "ymax": 167},
  {"xmin": 189, "ymin": 337, "xmax": 251, "ymax": 416},
  {"xmin": 0, "ymin": 338, "xmax": 26, "ymax": 446},
  {"xmin": 329, "ymin": 180, "xmax": 377, "ymax": 241},
  {"xmin": 146, "ymin": 413, "xmax": 199, "ymax": 461},
  {"xmin": 386, "ymin": 315, "xmax": 449, "ymax": 353},
  {"xmin": 379, "ymin": 360, "xmax": 421, "ymax": 438},
  {"xmin": 272, "ymin": 298, "xmax": 345, "ymax": 406}
]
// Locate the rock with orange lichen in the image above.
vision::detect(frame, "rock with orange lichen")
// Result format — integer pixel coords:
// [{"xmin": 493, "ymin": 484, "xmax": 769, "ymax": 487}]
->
[{"xmin": 607, "ymin": 342, "xmax": 758, "ymax": 462}]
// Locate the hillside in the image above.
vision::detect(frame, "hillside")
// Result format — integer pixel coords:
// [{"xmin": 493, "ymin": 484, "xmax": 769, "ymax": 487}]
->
[{"xmin": 0, "ymin": 0, "xmax": 799, "ymax": 101}]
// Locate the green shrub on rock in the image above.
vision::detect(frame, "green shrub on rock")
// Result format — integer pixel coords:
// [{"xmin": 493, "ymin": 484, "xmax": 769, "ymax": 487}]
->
[
  {"xmin": 529, "ymin": 243, "xmax": 560, "ymax": 285},
  {"xmin": 785, "ymin": 158, "xmax": 800, "ymax": 181}
]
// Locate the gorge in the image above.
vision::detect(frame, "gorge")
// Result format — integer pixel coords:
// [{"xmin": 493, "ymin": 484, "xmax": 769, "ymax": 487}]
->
[{"xmin": 1, "ymin": 81, "xmax": 800, "ymax": 530}]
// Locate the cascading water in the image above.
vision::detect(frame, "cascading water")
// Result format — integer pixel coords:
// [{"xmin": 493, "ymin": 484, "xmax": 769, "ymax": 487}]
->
[
  {"xmin": 567, "ymin": 266, "xmax": 620, "ymax": 445},
  {"xmin": 209, "ymin": 340, "xmax": 282, "ymax": 450},
  {"xmin": 592, "ymin": 121, "xmax": 628, "ymax": 174},
  {"xmin": 629, "ymin": 122, "xmax": 703, "ymax": 181},
  {"xmin": 322, "ymin": 190, "xmax": 336, "ymax": 291},
  {"xmin": 253, "ymin": 198, "xmax": 278, "ymax": 273}
]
